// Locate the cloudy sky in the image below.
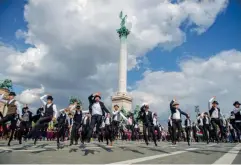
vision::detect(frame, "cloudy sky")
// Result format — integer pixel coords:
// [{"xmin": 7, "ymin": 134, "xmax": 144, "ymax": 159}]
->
[{"xmin": 0, "ymin": 0, "xmax": 241, "ymax": 120}]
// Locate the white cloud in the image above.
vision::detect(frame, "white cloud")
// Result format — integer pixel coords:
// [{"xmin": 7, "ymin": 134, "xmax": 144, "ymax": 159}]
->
[
  {"xmin": 131, "ymin": 50, "xmax": 241, "ymax": 117},
  {"xmin": 0, "ymin": 0, "xmax": 230, "ymax": 114}
]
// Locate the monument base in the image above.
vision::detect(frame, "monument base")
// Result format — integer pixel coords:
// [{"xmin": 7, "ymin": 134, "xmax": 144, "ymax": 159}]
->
[
  {"xmin": 111, "ymin": 92, "xmax": 133, "ymax": 111},
  {"xmin": 0, "ymin": 88, "xmax": 10, "ymax": 115}
]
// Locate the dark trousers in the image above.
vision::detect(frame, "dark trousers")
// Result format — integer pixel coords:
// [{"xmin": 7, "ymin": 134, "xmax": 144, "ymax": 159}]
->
[
  {"xmin": 0, "ymin": 113, "xmax": 17, "ymax": 145},
  {"xmin": 185, "ymin": 126, "xmax": 191, "ymax": 143},
  {"xmin": 192, "ymin": 127, "xmax": 198, "ymax": 142},
  {"xmin": 211, "ymin": 118, "xmax": 223, "ymax": 142},
  {"xmin": 133, "ymin": 128, "xmax": 140, "ymax": 141},
  {"xmin": 87, "ymin": 114, "xmax": 102, "ymax": 140},
  {"xmin": 70, "ymin": 123, "xmax": 81, "ymax": 144},
  {"xmin": 171, "ymin": 119, "xmax": 182, "ymax": 143},
  {"xmin": 105, "ymin": 125, "xmax": 113, "ymax": 144},
  {"xmin": 143, "ymin": 124, "xmax": 156, "ymax": 144},
  {"xmin": 203, "ymin": 124, "xmax": 210, "ymax": 142},
  {"xmin": 154, "ymin": 125, "xmax": 161, "ymax": 141},
  {"xmin": 81, "ymin": 125, "xmax": 89, "ymax": 143},
  {"xmin": 235, "ymin": 122, "xmax": 241, "ymax": 141},
  {"xmin": 112, "ymin": 120, "xmax": 119, "ymax": 140},
  {"xmin": 57, "ymin": 124, "xmax": 66, "ymax": 144},
  {"xmin": 28, "ymin": 116, "xmax": 52, "ymax": 143},
  {"xmin": 230, "ymin": 129, "xmax": 236, "ymax": 142},
  {"xmin": 19, "ymin": 121, "xmax": 31, "ymax": 143}
]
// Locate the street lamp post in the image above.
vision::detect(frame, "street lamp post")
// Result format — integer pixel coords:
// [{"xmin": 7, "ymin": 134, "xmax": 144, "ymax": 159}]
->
[{"xmin": 195, "ymin": 105, "xmax": 200, "ymax": 118}]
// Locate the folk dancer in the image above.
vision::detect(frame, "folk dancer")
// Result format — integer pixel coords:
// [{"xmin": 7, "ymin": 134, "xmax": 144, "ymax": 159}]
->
[
  {"xmin": 112, "ymin": 104, "xmax": 120, "ymax": 140},
  {"xmin": 197, "ymin": 113, "xmax": 204, "ymax": 141},
  {"xmin": 203, "ymin": 112, "xmax": 211, "ymax": 144},
  {"xmin": 81, "ymin": 112, "xmax": 91, "ymax": 144},
  {"xmin": 184, "ymin": 116, "xmax": 192, "ymax": 146},
  {"xmin": 70, "ymin": 104, "xmax": 82, "ymax": 146},
  {"xmin": 19, "ymin": 106, "xmax": 32, "ymax": 144},
  {"xmin": 139, "ymin": 103, "xmax": 157, "ymax": 146},
  {"xmin": 153, "ymin": 113, "xmax": 161, "ymax": 141},
  {"xmin": 26, "ymin": 94, "xmax": 57, "ymax": 145},
  {"xmin": 170, "ymin": 99, "xmax": 188, "ymax": 145},
  {"xmin": 87, "ymin": 93, "xmax": 109, "ymax": 143},
  {"xmin": 233, "ymin": 101, "xmax": 241, "ymax": 142},
  {"xmin": 0, "ymin": 92, "xmax": 22, "ymax": 146},
  {"xmin": 56, "ymin": 109, "xmax": 69, "ymax": 148},
  {"xmin": 104, "ymin": 113, "xmax": 113, "ymax": 146},
  {"xmin": 208, "ymin": 97, "xmax": 224, "ymax": 143}
]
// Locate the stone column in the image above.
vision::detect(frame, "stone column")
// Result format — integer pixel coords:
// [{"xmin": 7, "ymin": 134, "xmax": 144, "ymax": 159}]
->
[{"xmin": 118, "ymin": 36, "xmax": 127, "ymax": 94}]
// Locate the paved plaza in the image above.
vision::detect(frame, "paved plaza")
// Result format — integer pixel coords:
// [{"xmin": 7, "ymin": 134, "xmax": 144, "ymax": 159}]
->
[{"xmin": 0, "ymin": 140, "xmax": 240, "ymax": 164}]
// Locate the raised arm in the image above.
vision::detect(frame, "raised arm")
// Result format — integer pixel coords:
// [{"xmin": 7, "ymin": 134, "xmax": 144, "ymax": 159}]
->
[
  {"xmin": 88, "ymin": 94, "xmax": 94, "ymax": 105},
  {"xmin": 208, "ymin": 96, "xmax": 215, "ymax": 110},
  {"xmin": 0, "ymin": 94, "xmax": 7, "ymax": 104},
  {"xmin": 170, "ymin": 99, "xmax": 176, "ymax": 112},
  {"xmin": 40, "ymin": 94, "xmax": 47, "ymax": 105}
]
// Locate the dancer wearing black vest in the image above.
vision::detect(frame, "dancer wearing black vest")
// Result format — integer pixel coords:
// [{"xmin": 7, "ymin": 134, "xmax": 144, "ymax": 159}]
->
[
  {"xmin": 203, "ymin": 112, "xmax": 211, "ymax": 144},
  {"xmin": 104, "ymin": 113, "xmax": 113, "ymax": 146},
  {"xmin": 19, "ymin": 106, "xmax": 32, "ymax": 144},
  {"xmin": 139, "ymin": 104, "xmax": 157, "ymax": 146},
  {"xmin": 87, "ymin": 93, "xmax": 109, "ymax": 142},
  {"xmin": 56, "ymin": 109, "xmax": 69, "ymax": 148},
  {"xmin": 112, "ymin": 104, "xmax": 120, "ymax": 140},
  {"xmin": 208, "ymin": 97, "xmax": 224, "ymax": 143},
  {"xmin": 184, "ymin": 116, "xmax": 191, "ymax": 146},
  {"xmin": 0, "ymin": 92, "xmax": 22, "ymax": 146},
  {"xmin": 26, "ymin": 94, "xmax": 57, "ymax": 145},
  {"xmin": 170, "ymin": 99, "xmax": 188, "ymax": 145},
  {"xmin": 81, "ymin": 112, "xmax": 91, "ymax": 144},
  {"xmin": 70, "ymin": 104, "xmax": 82, "ymax": 146},
  {"xmin": 233, "ymin": 101, "xmax": 241, "ymax": 142},
  {"xmin": 153, "ymin": 113, "xmax": 161, "ymax": 141}
]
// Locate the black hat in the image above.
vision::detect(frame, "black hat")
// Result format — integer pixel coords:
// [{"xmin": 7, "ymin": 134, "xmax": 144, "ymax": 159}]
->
[
  {"xmin": 212, "ymin": 101, "xmax": 219, "ymax": 105},
  {"xmin": 94, "ymin": 95, "xmax": 101, "ymax": 100},
  {"xmin": 114, "ymin": 104, "xmax": 119, "ymax": 108},
  {"xmin": 47, "ymin": 95, "xmax": 53, "ymax": 100},
  {"xmin": 76, "ymin": 104, "xmax": 81, "ymax": 108},
  {"xmin": 231, "ymin": 111, "xmax": 234, "ymax": 114},
  {"xmin": 9, "ymin": 92, "xmax": 16, "ymax": 96},
  {"xmin": 233, "ymin": 101, "xmax": 241, "ymax": 106},
  {"xmin": 204, "ymin": 112, "xmax": 208, "ymax": 115}
]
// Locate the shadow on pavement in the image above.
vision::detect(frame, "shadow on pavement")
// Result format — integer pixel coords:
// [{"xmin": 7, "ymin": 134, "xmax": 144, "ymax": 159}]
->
[
  {"xmin": 95, "ymin": 143, "xmax": 113, "ymax": 152},
  {"xmin": 81, "ymin": 149, "xmax": 100, "ymax": 156},
  {"xmin": 138, "ymin": 146, "xmax": 170, "ymax": 154},
  {"xmin": 35, "ymin": 144, "xmax": 49, "ymax": 148},
  {"xmin": 119, "ymin": 146, "xmax": 144, "ymax": 155}
]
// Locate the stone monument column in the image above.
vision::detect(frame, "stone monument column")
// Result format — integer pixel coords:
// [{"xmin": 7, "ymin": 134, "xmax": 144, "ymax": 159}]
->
[{"xmin": 111, "ymin": 11, "xmax": 133, "ymax": 111}]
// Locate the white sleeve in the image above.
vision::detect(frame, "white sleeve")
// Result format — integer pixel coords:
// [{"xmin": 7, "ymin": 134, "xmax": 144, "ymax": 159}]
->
[
  {"xmin": 40, "ymin": 95, "xmax": 47, "ymax": 105},
  {"xmin": 0, "ymin": 94, "xmax": 7, "ymax": 104},
  {"xmin": 53, "ymin": 104, "xmax": 58, "ymax": 118}
]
